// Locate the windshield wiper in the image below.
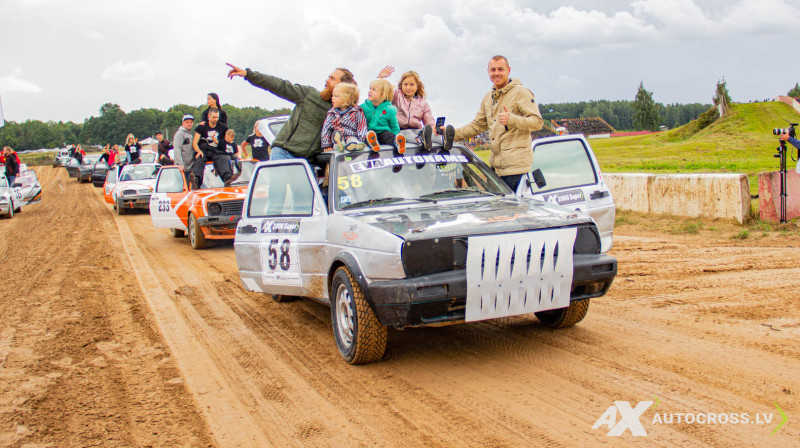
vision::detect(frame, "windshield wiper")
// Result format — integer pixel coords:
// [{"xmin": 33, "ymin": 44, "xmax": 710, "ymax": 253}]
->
[
  {"xmin": 419, "ymin": 188, "xmax": 503, "ymax": 199},
  {"xmin": 340, "ymin": 196, "xmax": 435, "ymax": 210}
]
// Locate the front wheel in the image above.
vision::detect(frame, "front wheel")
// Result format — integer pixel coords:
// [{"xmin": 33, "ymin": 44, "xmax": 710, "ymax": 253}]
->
[
  {"xmin": 115, "ymin": 199, "xmax": 126, "ymax": 215},
  {"xmin": 535, "ymin": 299, "xmax": 590, "ymax": 328},
  {"xmin": 330, "ymin": 266, "xmax": 387, "ymax": 364},
  {"xmin": 188, "ymin": 213, "xmax": 207, "ymax": 249},
  {"xmin": 170, "ymin": 228, "xmax": 185, "ymax": 238}
]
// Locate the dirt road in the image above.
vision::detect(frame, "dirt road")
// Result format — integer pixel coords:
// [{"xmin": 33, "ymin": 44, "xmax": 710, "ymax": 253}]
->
[{"xmin": 1, "ymin": 167, "xmax": 798, "ymax": 447}]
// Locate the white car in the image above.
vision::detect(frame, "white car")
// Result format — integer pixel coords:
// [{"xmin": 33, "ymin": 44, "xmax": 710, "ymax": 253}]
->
[
  {"xmin": 105, "ymin": 163, "xmax": 161, "ymax": 215},
  {"xmin": 13, "ymin": 169, "xmax": 43, "ymax": 206},
  {"xmin": 516, "ymin": 134, "xmax": 615, "ymax": 252},
  {"xmin": 0, "ymin": 173, "xmax": 22, "ymax": 219}
]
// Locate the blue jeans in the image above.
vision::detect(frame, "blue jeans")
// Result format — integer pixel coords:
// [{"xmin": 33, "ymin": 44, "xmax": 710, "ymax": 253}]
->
[{"xmin": 270, "ymin": 146, "xmax": 296, "ymax": 161}]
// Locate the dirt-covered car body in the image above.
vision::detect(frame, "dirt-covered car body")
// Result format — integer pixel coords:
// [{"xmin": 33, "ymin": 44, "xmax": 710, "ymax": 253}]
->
[
  {"xmin": 91, "ymin": 160, "xmax": 110, "ymax": 187},
  {"xmin": 0, "ymin": 173, "xmax": 22, "ymax": 218},
  {"xmin": 12, "ymin": 169, "xmax": 42, "ymax": 206},
  {"xmin": 516, "ymin": 135, "xmax": 615, "ymax": 252},
  {"xmin": 65, "ymin": 157, "xmax": 81, "ymax": 178},
  {"xmin": 53, "ymin": 148, "xmax": 71, "ymax": 167},
  {"xmin": 149, "ymin": 161, "xmax": 256, "ymax": 249},
  {"xmin": 235, "ymin": 143, "xmax": 617, "ymax": 363},
  {"xmin": 78, "ymin": 154, "xmax": 102, "ymax": 183},
  {"xmin": 105, "ymin": 163, "xmax": 161, "ymax": 214}
]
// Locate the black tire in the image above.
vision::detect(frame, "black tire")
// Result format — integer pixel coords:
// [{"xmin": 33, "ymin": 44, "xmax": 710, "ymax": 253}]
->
[
  {"xmin": 330, "ymin": 266, "xmax": 387, "ymax": 364},
  {"xmin": 115, "ymin": 199, "xmax": 126, "ymax": 215},
  {"xmin": 4, "ymin": 207, "xmax": 13, "ymax": 219},
  {"xmin": 272, "ymin": 294, "xmax": 299, "ymax": 303},
  {"xmin": 170, "ymin": 228, "xmax": 185, "ymax": 238},
  {"xmin": 535, "ymin": 299, "xmax": 590, "ymax": 328},
  {"xmin": 188, "ymin": 213, "xmax": 207, "ymax": 250}
]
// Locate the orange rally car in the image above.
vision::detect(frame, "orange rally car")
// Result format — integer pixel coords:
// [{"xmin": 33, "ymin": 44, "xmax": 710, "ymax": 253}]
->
[{"xmin": 148, "ymin": 160, "xmax": 256, "ymax": 249}]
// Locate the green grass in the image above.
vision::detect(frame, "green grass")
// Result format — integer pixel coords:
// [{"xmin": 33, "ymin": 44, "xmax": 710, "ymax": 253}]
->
[{"xmin": 474, "ymin": 102, "xmax": 799, "ymax": 195}]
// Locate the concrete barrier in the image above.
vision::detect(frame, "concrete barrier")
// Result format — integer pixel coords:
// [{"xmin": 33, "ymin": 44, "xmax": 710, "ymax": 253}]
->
[
  {"xmin": 758, "ymin": 171, "xmax": 800, "ymax": 222},
  {"xmin": 605, "ymin": 173, "xmax": 750, "ymax": 223}
]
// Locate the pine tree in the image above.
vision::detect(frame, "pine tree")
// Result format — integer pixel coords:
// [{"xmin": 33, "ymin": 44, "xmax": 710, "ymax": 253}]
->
[
  {"xmin": 632, "ymin": 82, "xmax": 660, "ymax": 131},
  {"xmin": 788, "ymin": 83, "xmax": 800, "ymax": 97}
]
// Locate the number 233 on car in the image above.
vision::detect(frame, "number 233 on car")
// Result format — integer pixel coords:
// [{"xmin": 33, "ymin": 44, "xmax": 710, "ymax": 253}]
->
[{"xmin": 234, "ymin": 145, "xmax": 617, "ymax": 364}]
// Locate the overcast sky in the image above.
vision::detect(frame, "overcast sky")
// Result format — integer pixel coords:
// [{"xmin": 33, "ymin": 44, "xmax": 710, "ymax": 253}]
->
[{"xmin": 1, "ymin": 0, "xmax": 798, "ymax": 126}]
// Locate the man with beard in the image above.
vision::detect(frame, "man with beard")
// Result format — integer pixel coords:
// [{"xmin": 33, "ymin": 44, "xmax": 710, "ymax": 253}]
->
[
  {"xmin": 226, "ymin": 62, "xmax": 354, "ymax": 161},
  {"xmin": 191, "ymin": 108, "xmax": 231, "ymax": 189}
]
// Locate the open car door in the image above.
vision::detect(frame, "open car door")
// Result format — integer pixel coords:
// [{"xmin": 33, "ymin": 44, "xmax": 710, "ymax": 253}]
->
[
  {"xmin": 13, "ymin": 170, "xmax": 42, "ymax": 206},
  {"xmin": 517, "ymin": 135, "xmax": 615, "ymax": 252},
  {"xmin": 149, "ymin": 166, "xmax": 189, "ymax": 229},
  {"xmin": 235, "ymin": 159, "xmax": 327, "ymax": 298}
]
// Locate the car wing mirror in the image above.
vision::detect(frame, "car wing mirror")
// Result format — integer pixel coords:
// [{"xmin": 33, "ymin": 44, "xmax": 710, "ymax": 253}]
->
[{"xmin": 531, "ymin": 169, "xmax": 546, "ymax": 189}]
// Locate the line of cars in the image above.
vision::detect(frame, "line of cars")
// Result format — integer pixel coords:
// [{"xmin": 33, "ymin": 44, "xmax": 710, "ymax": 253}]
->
[{"xmin": 71, "ymin": 117, "xmax": 618, "ymax": 364}]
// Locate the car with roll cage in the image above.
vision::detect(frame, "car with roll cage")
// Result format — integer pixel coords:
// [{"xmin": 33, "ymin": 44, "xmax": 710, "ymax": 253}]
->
[
  {"xmin": 52, "ymin": 148, "xmax": 71, "ymax": 167},
  {"xmin": 234, "ymin": 140, "xmax": 617, "ymax": 364},
  {"xmin": 149, "ymin": 160, "xmax": 257, "ymax": 249},
  {"xmin": 78, "ymin": 154, "xmax": 102, "ymax": 183},
  {"xmin": 104, "ymin": 163, "xmax": 161, "ymax": 215},
  {"xmin": 91, "ymin": 159, "xmax": 111, "ymax": 187}
]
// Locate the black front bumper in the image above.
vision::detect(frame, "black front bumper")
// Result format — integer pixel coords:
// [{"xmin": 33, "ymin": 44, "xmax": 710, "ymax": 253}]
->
[
  {"xmin": 197, "ymin": 215, "xmax": 241, "ymax": 232},
  {"xmin": 118, "ymin": 194, "xmax": 151, "ymax": 209},
  {"xmin": 367, "ymin": 253, "xmax": 617, "ymax": 328}
]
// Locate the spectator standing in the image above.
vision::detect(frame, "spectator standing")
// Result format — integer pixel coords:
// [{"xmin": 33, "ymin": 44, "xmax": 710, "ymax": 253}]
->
[
  {"xmin": 99, "ymin": 144, "xmax": 110, "ymax": 164},
  {"xmin": 241, "ymin": 122, "xmax": 271, "ymax": 161},
  {"xmin": 4, "ymin": 147, "xmax": 20, "ymax": 186},
  {"xmin": 226, "ymin": 62, "xmax": 354, "ymax": 161},
  {"xmin": 172, "ymin": 114, "xmax": 195, "ymax": 185},
  {"xmin": 453, "ymin": 55, "xmax": 543, "ymax": 191}
]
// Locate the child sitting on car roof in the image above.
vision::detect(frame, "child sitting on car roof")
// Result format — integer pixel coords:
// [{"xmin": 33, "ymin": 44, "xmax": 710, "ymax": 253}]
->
[
  {"xmin": 321, "ymin": 83, "xmax": 368, "ymax": 152},
  {"xmin": 361, "ymin": 78, "xmax": 405, "ymax": 154},
  {"xmin": 377, "ymin": 66, "xmax": 436, "ymax": 150}
]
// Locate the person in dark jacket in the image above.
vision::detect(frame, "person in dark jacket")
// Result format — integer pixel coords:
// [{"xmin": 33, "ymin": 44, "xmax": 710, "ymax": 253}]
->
[
  {"xmin": 155, "ymin": 131, "xmax": 173, "ymax": 165},
  {"xmin": 226, "ymin": 62, "xmax": 354, "ymax": 161},
  {"xmin": 200, "ymin": 93, "xmax": 228, "ymax": 126},
  {"xmin": 4, "ymin": 146, "xmax": 20, "ymax": 186}
]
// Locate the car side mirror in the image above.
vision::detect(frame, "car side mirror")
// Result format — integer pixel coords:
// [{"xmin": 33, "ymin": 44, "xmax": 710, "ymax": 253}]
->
[{"xmin": 531, "ymin": 169, "xmax": 546, "ymax": 189}]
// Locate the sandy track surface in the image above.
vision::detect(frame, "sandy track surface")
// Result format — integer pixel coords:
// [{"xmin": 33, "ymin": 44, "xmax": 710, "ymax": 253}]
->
[{"xmin": 1, "ymin": 167, "xmax": 798, "ymax": 447}]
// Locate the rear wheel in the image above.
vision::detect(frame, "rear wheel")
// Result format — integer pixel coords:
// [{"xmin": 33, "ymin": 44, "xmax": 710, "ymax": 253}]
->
[
  {"xmin": 188, "ymin": 213, "xmax": 207, "ymax": 249},
  {"xmin": 535, "ymin": 299, "xmax": 590, "ymax": 328},
  {"xmin": 330, "ymin": 266, "xmax": 387, "ymax": 364},
  {"xmin": 4, "ymin": 207, "xmax": 13, "ymax": 219},
  {"xmin": 170, "ymin": 228, "xmax": 185, "ymax": 238},
  {"xmin": 272, "ymin": 294, "xmax": 298, "ymax": 303}
]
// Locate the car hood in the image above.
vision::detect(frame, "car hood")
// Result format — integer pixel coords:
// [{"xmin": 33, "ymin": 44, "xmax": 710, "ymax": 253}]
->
[
  {"xmin": 117, "ymin": 179, "xmax": 156, "ymax": 191},
  {"xmin": 345, "ymin": 196, "xmax": 592, "ymax": 241},
  {"xmin": 191, "ymin": 185, "xmax": 248, "ymax": 201}
]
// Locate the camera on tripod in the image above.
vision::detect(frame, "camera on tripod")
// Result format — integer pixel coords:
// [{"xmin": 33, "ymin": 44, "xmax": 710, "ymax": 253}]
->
[
  {"xmin": 773, "ymin": 124, "xmax": 797, "ymax": 138},
  {"xmin": 771, "ymin": 122, "xmax": 798, "ymax": 223}
]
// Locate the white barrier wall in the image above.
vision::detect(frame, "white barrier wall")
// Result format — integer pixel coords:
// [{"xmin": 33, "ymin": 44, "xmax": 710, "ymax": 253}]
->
[{"xmin": 604, "ymin": 173, "xmax": 750, "ymax": 223}]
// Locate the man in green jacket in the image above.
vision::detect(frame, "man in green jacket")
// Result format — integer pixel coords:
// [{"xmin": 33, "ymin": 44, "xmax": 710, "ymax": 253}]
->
[
  {"xmin": 453, "ymin": 55, "xmax": 543, "ymax": 191},
  {"xmin": 226, "ymin": 63, "xmax": 355, "ymax": 161}
]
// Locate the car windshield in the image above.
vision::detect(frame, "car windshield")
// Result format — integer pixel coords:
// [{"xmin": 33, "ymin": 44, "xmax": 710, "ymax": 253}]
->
[
  {"xmin": 82, "ymin": 155, "xmax": 101, "ymax": 166},
  {"xmin": 18, "ymin": 171, "xmax": 37, "ymax": 187},
  {"xmin": 333, "ymin": 148, "xmax": 509, "ymax": 210},
  {"xmin": 199, "ymin": 160, "xmax": 256, "ymax": 189},
  {"xmin": 119, "ymin": 164, "xmax": 160, "ymax": 181}
]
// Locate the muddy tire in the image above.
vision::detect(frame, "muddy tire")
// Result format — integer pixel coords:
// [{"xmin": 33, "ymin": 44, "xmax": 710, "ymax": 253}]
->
[
  {"xmin": 4, "ymin": 207, "xmax": 12, "ymax": 219},
  {"xmin": 272, "ymin": 294, "xmax": 298, "ymax": 303},
  {"xmin": 188, "ymin": 213, "xmax": 207, "ymax": 250},
  {"xmin": 170, "ymin": 228, "xmax": 185, "ymax": 238},
  {"xmin": 115, "ymin": 199, "xmax": 126, "ymax": 215},
  {"xmin": 330, "ymin": 266, "xmax": 387, "ymax": 364},
  {"xmin": 535, "ymin": 299, "xmax": 590, "ymax": 328}
]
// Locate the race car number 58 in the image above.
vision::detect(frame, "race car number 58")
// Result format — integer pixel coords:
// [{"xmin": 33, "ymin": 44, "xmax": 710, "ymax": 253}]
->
[{"xmin": 259, "ymin": 234, "xmax": 301, "ymax": 285}]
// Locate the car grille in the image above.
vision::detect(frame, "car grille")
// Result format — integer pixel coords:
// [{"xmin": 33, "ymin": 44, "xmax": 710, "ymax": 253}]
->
[
  {"xmin": 219, "ymin": 199, "xmax": 244, "ymax": 216},
  {"xmin": 122, "ymin": 189, "xmax": 137, "ymax": 196}
]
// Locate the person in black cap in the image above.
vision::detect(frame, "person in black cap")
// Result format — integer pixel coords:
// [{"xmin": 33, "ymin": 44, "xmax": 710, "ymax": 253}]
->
[
  {"xmin": 155, "ymin": 131, "xmax": 174, "ymax": 165},
  {"xmin": 173, "ymin": 114, "xmax": 195, "ymax": 185}
]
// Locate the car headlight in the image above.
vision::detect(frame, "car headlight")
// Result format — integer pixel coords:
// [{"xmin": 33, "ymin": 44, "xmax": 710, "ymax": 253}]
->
[{"xmin": 207, "ymin": 202, "xmax": 222, "ymax": 216}]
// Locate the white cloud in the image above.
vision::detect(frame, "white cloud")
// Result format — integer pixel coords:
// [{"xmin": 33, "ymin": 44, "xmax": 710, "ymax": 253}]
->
[
  {"xmin": 82, "ymin": 29, "xmax": 104, "ymax": 41},
  {"xmin": 0, "ymin": 68, "xmax": 42, "ymax": 93},
  {"xmin": 101, "ymin": 61, "xmax": 155, "ymax": 82}
]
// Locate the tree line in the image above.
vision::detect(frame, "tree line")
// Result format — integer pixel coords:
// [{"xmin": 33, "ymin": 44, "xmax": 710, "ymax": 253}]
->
[{"xmin": 0, "ymin": 103, "xmax": 290, "ymax": 152}]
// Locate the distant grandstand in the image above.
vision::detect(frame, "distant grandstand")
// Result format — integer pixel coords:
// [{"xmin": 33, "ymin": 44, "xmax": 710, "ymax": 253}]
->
[{"xmin": 550, "ymin": 117, "xmax": 616, "ymax": 137}]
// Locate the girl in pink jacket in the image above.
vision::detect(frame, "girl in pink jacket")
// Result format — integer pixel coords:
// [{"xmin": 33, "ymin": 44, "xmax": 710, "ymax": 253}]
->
[{"xmin": 378, "ymin": 67, "xmax": 436, "ymax": 149}]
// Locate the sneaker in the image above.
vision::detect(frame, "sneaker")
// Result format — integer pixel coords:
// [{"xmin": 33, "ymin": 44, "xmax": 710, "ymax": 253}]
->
[
  {"xmin": 443, "ymin": 125, "xmax": 455, "ymax": 150},
  {"xmin": 225, "ymin": 171, "xmax": 240, "ymax": 186},
  {"xmin": 366, "ymin": 130, "xmax": 380, "ymax": 152},
  {"xmin": 333, "ymin": 131, "xmax": 345, "ymax": 152},
  {"xmin": 395, "ymin": 134, "xmax": 406, "ymax": 154},
  {"xmin": 344, "ymin": 139, "xmax": 362, "ymax": 152},
  {"xmin": 421, "ymin": 124, "xmax": 433, "ymax": 150}
]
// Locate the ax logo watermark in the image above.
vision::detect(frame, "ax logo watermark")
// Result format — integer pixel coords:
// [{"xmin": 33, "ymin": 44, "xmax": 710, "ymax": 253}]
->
[{"xmin": 593, "ymin": 401, "xmax": 653, "ymax": 437}]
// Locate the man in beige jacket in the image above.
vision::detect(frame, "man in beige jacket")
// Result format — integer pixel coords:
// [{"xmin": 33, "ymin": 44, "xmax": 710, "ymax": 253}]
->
[{"xmin": 454, "ymin": 55, "xmax": 543, "ymax": 190}]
